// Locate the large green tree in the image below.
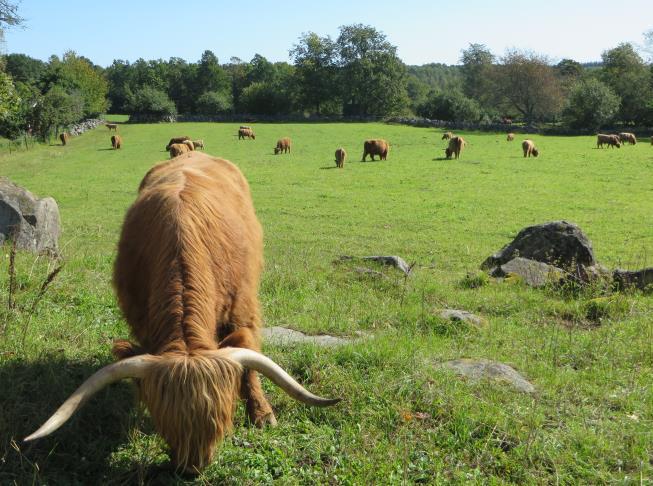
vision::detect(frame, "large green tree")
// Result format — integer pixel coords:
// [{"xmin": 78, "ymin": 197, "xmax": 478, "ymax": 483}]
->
[
  {"xmin": 460, "ymin": 43, "xmax": 496, "ymax": 109},
  {"xmin": 494, "ymin": 50, "xmax": 563, "ymax": 122},
  {"xmin": 336, "ymin": 24, "xmax": 409, "ymax": 116},
  {"xmin": 600, "ymin": 43, "xmax": 652, "ymax": 123},
  {"xmin": 290, "ymin": 32, "xmax": 338, "ymax": 114},
  {"xmin": 563, "ymin": 77, "xmax": 620, "ymax": 130}
]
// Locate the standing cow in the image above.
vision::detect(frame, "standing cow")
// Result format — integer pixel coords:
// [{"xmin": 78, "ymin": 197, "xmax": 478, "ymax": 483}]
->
[
  {"xmin": 25, "ymin": 153, "xmax": 340, "ymax": 473},
  {"xmin": 111, "ymin": 135, "xmax": 122, "ymax": 149},
  {"xmin": 238, "ymin": 128, "xmax": 255, "ymax": 140},
  {"xmin": 444, "ymin": 136, "xmax": 465, "ymax": 159},
  {"xmin": 335, "ymin": 148, "xmax": 347, "ymax": 168},
  {"xmin": 59, "ymin": 133, "xmax": 70, "ymax": 146},
  {"xmin": 274, "ymin": 137, "xmax": 291, "ymax": 154},
  {"xmin": 361, "ymin": 139, "xmax": 389, "ymax": 161},
  {"xmin": 522, "ymin": 139, "xmax": 539, "ymax": 157}
]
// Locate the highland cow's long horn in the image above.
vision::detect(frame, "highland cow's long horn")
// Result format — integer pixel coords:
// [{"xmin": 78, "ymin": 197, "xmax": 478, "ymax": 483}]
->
[
  {"xmin": 24, "ymin": 354, "xmax": 157, "ymax": 442},
  {"xmin": 218, "ymin": 348, "xmax": 341, "ymax": 407}
]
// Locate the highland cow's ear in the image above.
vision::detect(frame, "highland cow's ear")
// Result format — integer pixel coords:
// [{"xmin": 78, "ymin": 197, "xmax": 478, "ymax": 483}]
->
[{"xmin": 112, "ymin": 339, "xmax": 143, "ymax": 360}]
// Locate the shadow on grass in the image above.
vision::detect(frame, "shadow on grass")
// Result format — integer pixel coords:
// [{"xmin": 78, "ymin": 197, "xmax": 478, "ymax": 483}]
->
[
  {"xmin": 97, "ymin": 148, "xmax": 115, "ymax": 151},
  {"xmin": 0, "ymin": 355, "xmax": 176, "ymax": 484},
  {"xmin": 319, "ymin": 166, "xmax": 339, "ymax": 170}
]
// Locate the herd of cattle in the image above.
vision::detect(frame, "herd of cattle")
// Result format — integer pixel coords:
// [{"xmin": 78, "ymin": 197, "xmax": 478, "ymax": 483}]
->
[{"xmin": 56, "ymin": 123, "xmax": 653, "ymax": 166}]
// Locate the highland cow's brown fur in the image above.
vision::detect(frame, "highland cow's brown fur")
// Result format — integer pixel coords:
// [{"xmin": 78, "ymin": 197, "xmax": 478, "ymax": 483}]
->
[
  {"xmin": 274, "ymin": 137, "xmax": 291, "ymax": 154},
  {"xmin": 183, "ymin": 140, "xmax": 195, "ymax": 151},
  {"xmin": 335, "ymin": 147, "xmax": 346, "ymax": 168},
  {"xmin": 192, "ymin": 139, "xmax": 205, "ymax": 150},
  {"xmin": 522, "ymin": 139, "xmax": 539, "ymax": 157},
  {"xmin": 238, "ymin": 128, "xmax": 255, "ymax": 140},
  {"xmin": 441, "ymin": 132, "xmax": 453, "ymax": 140},
  {"xmin": 111, "ymin": 135, "xmax": 122, "ymax": 149},
  {"xmin": 507, "ymin": 133, "xmax": 515, "ymax": 141},
  {"xmin": 618, "ymin": 132, "xmax": 637, "ymax": 145},
  {"xmin": 169, "ymin": 143, "xmax": 191, "ymax": 158},
  {"xmin": 106, "ymin": 123, "xmax": 118, "ymax": 131},
  {"xmin": 597, "ymin": 134, "xmax": 621, "ymax": 149},
  {"xmin": 445, "ymin": 136, "xmax": 465, "ymax": 159},
  {"xmin": 361, "ymin": 139, "xmax": 389, "ymax": 161},
  {"xmin": 59, "ymin": 133, "xmax": 69, "ymax": 146},
  {"xmin": 113, "ymin": 153, "xmax": 274, "ymax": 471},
  {"xmin": 165, "ymin": 136, "xmax": 191, "ymax": 150}
]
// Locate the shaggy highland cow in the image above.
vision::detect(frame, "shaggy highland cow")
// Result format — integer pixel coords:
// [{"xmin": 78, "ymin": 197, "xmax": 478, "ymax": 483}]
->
[
  {"xmin": 169, "ymin": 143, "xmax": 191, "ymax": 158},
  {"xmin": 274, "ymin": 137, "xmax": 291, "ymax": 154},
  {"xmin": 25, "ymin": 152, "xmax": 339, "ymax": 473},
  {"xmin": 111, "ymin": 135, "xmax": 122, "ymax": 149},
  {"xmin": 522, "ymin": 139, "xmax": 539, "ymax": 157},
  {"xmin": 597, "ymin": 134, "xmax": 621, "ymax": 149},
  {"xmin": 441, "ymin": 132, "xmax": 454, "ymax": 140},
  {"xmin": 238, "ymin": 128, "xmax": 255, "ymax": 140},
  {"xmin": 165, "ymin": 136, "xmax": 191, "ymax": 151},
  {"xmin": 335, "ymin": 147, "xmax": 347, "ymax": 168},
  {"xmin": 361, "ymin": 139, "xmax": 389, "ymax": 161},
  {"xmin": 106, "ymin": 123, "xmax": 118, "ymax": 131},
  {"xmin": 59, "ymin": 133, "xmax": 70, "ymax": 146},
  {"xmin": 507, "ymin": 133, "xmax": 515, "ymax": 142},
  {"xmin": 444, "ymin": 136, "xmax": 465, "ymax": 159}
]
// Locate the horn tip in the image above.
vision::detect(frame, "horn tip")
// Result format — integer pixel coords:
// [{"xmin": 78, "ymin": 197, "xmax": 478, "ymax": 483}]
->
[{"xmin": 321, "ymin": 397, "xmax": 342, "ymax": 406}]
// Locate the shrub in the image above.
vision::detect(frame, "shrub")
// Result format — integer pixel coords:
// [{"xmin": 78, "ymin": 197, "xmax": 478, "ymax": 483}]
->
[
  {"xmin": 563, "ymin": 78, "xmax": 620, "ymax": 130},
  {"xmin": 195, "ymin": 91, "xmax": 233, "ymax": 115},
  {"xmin": 126, "ymin": 87, "xmax": 177, "ymax": 117},
  {"xmin": 417, "ymin": 90, "xmax": 482, "ymax": 122}
]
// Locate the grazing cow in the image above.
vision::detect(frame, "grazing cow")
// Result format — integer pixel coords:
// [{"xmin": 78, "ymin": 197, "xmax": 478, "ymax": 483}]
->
[
  {"xmin": 274, "ymin": 137, "xmax": 291, "ymax": 155},
  {"xmin": 192, "ymin": 140, "xmax": 205, "ymax": 150},
  {"xmin": 25, "ymin": 152, "xmax": 339, "ymax": 473},
  {"xmin": 169, "ymin": 143, "xmax": 191, "ymax": 158},
  {"xmin": 502, "ymin": 117, "xmax": 513, "ymax": 125},
  {"xmin": 522, "ymin": 139, "xmax": 539, "ymax": 158},
  {"xmin": 59, "ymin": 133, "xmax": 69, "ymax": 146},
  {"xmin": 597, "ymin": 134, "xmax": 621, "ymax": 149},
  {"xmin": 335, "ymin": 147, "xmax": 347, "ymax": 168},
  {"xmin": 441, "ymin": 132, "xmax": 454, "ymax": 140},
  {"xmin": 238, "ymin": 128, "xmax": 255, "ymax": 140},
  {"xmin": 361, "ymin": 139, "xmax": 389, "ymax": 161},
  {"xmin": 618, "ymin": 132, "xmax": 637, "ymax": 145},
  {"xmin": 166, "ymin": 136, "xmax": 191, "ymax": 151},
  {"xmin": 183, "ymin": 140, "xmax": 195, "ymax": 152},
  {"xmin": 444, "ymin": 136, "xmax": 465, "ymax": 159},
  {"xmin": 507, "ymin": 133, "xmax": 515, "ymax": 142},
  {"xmin": 106, "ymin": 123, "xmax": 118, "ymax": 131},
  {"xmin": 111, "ymin": 135, "xmax": 122, "ymax": 149}
]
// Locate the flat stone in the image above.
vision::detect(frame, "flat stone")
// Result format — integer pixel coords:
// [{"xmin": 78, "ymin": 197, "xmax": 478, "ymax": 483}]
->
[
  {"xmin": 613, "ymin": 267, "xmax": 653, "ymax": 291},
  {"xmin": 338, "ymin": 255, "xmax": 413, "ymax": 275},
  {"xmin": 492, "ymin": 257, "xmax": 565, "ymax": 287},
  {"xmin": 263, "ymin": 326, "xmax": 352, "ymax": 347},
  {"xmin": 438, "ymin": 358, "xmax": 535, "ymax": 393},
  {"xmin": 439, "ymin": 309, "xmax": 487, "ymax": 327}
]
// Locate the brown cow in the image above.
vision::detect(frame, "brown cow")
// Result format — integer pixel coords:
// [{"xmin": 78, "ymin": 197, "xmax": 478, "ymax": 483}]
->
[
  {"xmin": 597, "ymin": 134, "xmax": 621, "ymax": 149},
  {"xmin": 106, "ymin": 123, "xmax": 118, "ymax": 131},
  {"xmin": 507, "ymin": 133, "xmax": 515, "ymax": 142},
  {"xmin": 335, "ymin": 147, "xmax": 347, "ymax": 168},
  {"xmin": 618, "ymin": 132, "xmax": 637, "ymax": 145},
  {"xmin": 169, "ymin": 143, "xmax": 191, "ymax": 158},
  {"xmin": 183, "ymin": 140, "xmax": 195, "ymax": 151},
  {"xmin": 192, "ymin": 139, "xmax": 205, "ymax": 150},
  {"xmin": 274, "ymin": 137, "xmax": 291, "ymax": 155},
  {"xmin": 59, "ymin": 133, "xmax": 70, "ymax": 146},
  {"xmin": 444, "ymin": 136, "xmax": 465, "ymax": 159},
  {"xmin": 25, "ymin": 152, "xmax": 339, "ymax": 473},
  {"xmin": 111, "ymin": 135, "xmax": 122, "ymax": 149},
  {"xmin": 238, "ymin": 128, "xmax": 255, "ymax": 140},
  {"xmin": 165, "ymin": 136, "xmax": 191, "ymax": 151},
  {"xmin": 441, "ymin": 132, "xmax": 454, "ymax": 140},
  {"xmin": 362, "ymin": 139, "xmax": 389, "ymax": 161},
  {"xmin": 522, "ymin": 139, "xmax": 539, "ymax": 157}
]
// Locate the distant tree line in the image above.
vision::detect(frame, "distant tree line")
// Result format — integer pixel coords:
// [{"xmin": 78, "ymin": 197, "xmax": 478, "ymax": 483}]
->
[{"xmin": 1, "ymin": 19, "xmax": 653, "ymax": 142}]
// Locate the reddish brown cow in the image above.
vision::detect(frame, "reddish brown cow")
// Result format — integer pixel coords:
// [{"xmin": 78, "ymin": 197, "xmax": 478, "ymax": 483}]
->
[
  {"xmin": 274, "ymin": 137, "xmax": 291, "ymax": 154},
  {"xmin": 169, "ymin": 143, "xmax": 191, "ymax": 158},
  {"xmin": 522, "ymin": 139, "xmax": 539, "ymax": 157},
  {"xmin": 238, "ymin": 128, "xmax": 255, "ymax": 140},
  {"xmin": 362, "ymin": 139, "xmax": 389, "ymax": 161},
  {"xmin": 106, "ymin": 123, "xmax": 118, "ymax": 131},
  {"xmin": 25, "ymin": 152, "xmax": 339, "ymax": 473},
  {"xmin": 59, "ymin": 133, "xmax": 70, "ymax": 146},
  {"xmin": 507, "ymin": 133, "xmax": 515, "ymax": 141},
  {"xmin": 111, "ymin": 135, "xmax": 122, "ymax": 149},
  {"xmin": 335, "ymin": 147, "xmax": 347, "ymax": 168},
  {"xmin": 444, "ymin": 136, "xmax": 465, "ymax": 159},
  {"xmin": 165, "ymin": 136, "xmax": 191, "ymax": 150}
]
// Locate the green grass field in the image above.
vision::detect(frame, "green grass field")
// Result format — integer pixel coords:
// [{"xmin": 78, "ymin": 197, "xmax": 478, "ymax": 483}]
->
[{"xmin": 1, "ymin": 122, "xmax": 652, "ymax": 484}]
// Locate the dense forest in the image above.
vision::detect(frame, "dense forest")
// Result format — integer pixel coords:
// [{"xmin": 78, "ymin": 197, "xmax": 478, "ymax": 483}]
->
[{"xmin": 1, "ymin": 18, "xmax": 653, "ymax": 141}]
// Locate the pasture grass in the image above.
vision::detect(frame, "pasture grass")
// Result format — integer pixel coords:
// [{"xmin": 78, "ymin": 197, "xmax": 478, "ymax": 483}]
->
[{"xmin": 0, "ymin": 122, "xmax": 652, "ymax": 484}]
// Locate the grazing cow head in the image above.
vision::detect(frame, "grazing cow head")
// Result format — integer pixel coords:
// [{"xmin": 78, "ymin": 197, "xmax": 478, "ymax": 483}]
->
[{"xmin": 532, "ymin": 148, "xmax": 539, "ymax": 157}]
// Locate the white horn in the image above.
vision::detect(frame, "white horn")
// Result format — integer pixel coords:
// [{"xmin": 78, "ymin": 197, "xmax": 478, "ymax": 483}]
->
[
  {"xmin": 217, "ymin": 347, "xmax": 341, "ymax": 407},
  {"xmin": 25, "ymin": 354, "xmax": 157, "ymax": 442}
]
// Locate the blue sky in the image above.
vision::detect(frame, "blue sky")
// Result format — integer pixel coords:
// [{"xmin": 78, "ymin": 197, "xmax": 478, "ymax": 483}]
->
[{"xmin": 4, "ymin": 0, "xmax": 652, "ymax": 66}]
